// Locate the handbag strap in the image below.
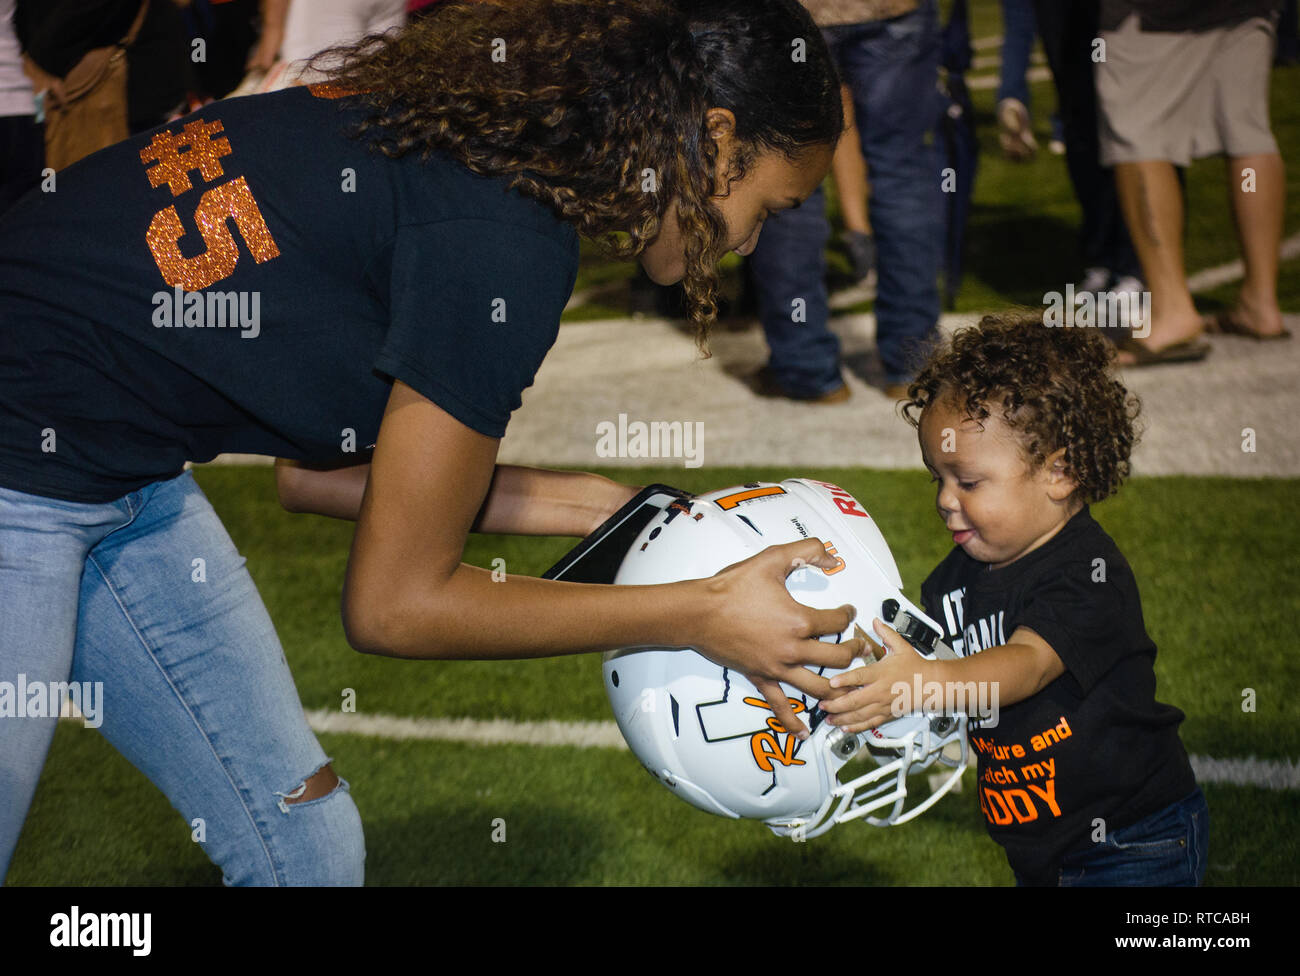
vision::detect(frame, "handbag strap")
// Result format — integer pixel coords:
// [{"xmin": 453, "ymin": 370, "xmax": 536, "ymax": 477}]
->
[{"xmin": 121, "ymin": 0, "xmax": 152, "ymax": 49}]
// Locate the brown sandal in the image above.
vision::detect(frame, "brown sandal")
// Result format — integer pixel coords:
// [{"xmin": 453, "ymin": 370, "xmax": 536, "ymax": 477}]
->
[
  {"xmin": 1205, "ymin": 311, "xmax": 1292, "ymax": 341},
  {"xmin": 1117, "ymin": 336, "xmax": 1212, "ymax": 367}
]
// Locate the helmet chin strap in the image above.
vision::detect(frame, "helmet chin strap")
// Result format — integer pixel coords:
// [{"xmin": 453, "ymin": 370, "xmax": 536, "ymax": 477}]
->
[
  {"xmin": 883, "ymin": 599, "xmax": 962, "ymax": 661},
  {"xmin": 777, "ymin": 597, "xmax": 970, "ymax": 840}
]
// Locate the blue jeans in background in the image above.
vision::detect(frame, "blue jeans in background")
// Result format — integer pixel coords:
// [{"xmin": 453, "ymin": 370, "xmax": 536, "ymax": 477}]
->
[
  {"xmin": 751, "ymin": 2, "xmax": 944, "ymax": 390},
  {"xmin": 998, "ymin": 0, "xmax": 1038, "ymax": 109},
  {"xmin": 0, "ymin": 470, "xmax": 365, "ymax": 884}
]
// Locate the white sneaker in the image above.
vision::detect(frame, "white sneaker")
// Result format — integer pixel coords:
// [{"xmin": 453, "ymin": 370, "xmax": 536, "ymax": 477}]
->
[
  {"xmin": 1074, "ymin": 267, "xmax": 1112, "ymax": 297},
  {"xmin": 997, "ymin": 98, "xmax": 1038, "ymax": 161},
  {"xmin": 1100, "ymin": 275, "xmax": 1147, "ymax": 330}
]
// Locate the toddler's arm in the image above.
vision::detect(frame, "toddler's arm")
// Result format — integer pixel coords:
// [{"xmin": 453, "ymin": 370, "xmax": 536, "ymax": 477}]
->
[{"xmin": 818, "ymin": 618, "xmax": 1065, "ymax": 733}]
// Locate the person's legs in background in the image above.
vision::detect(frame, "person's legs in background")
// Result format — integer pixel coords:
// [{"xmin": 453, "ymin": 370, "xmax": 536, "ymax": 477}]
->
[
  {"xmin": 831, "ymin": 83, "xmax": 877, "ymax": 286},
  {"xmin": 1033, "ymin": 0, "xmax": 1141, "ymax": 299},
  {"xmin": 0, "ymin": 113, "xmax": 43, "ymax": 215},
  {"xmin": 838, "ymin": 4, "xmax": 944, "ymax": 391},
  {"xmin": 748, "ymin": 181, "xmax": 848, "ymax": 400},
  {"xmin": 1113, "ymin": 159, "xmax": 1204, "ymax": 350},
  {"xmin": 997, "ymin": 0, "xmax": 1039, "ymax": 160},
  {"xmin": 1226, "ymin": 150, "xmax": 1287, "ymax": 337}
]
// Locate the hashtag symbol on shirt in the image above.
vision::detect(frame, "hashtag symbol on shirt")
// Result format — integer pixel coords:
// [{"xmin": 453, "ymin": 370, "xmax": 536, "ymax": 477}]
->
[{"xmin": 139, "ymin": 119, "xmax": 233, "ymax": 197}]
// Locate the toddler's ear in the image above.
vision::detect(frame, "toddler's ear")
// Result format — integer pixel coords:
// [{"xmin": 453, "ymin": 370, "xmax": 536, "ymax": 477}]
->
[{"xmin": 1044, "ymin": 447, "xmax": 1078, "ymax": 499}]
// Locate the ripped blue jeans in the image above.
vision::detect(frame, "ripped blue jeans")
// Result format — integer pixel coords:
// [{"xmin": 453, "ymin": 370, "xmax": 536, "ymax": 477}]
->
[{"xmin": 0, "ymin": 469, "xmax": 365, "ymax": 885}]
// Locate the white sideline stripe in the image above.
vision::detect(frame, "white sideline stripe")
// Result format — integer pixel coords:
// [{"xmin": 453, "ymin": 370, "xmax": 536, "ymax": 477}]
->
[
  {"xmin": 1186, "ymin": 232, "xmax": 1300, "ymax": 294},
  {"xmin": 298, "ymin": 708, "xmax": 1296, "ymax": 790},
  {"xmin": 56, "ymin": 702, "xmax": 1298, "ymax": 789},
  {"xmin": 1189, "ymin": 755, "xmax": 1300, "ymax": 791},
  {"xmin": 967, "ymin": 65, "xmax": 1052, "ymax": 90},
  {"xmin": 971, "ymin": 51, "xmax": 1046, "ymax": 71},
  {"xmin": 304, "ymin": 708, "xmax": 629, "ymax": 750}
]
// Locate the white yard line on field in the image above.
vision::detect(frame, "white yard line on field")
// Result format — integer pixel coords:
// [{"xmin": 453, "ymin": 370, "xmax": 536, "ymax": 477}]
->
[
  {"xmin": 293, "ymin": 708, "xmax": 1298, "ymax": 791},
  {"xmin": 305, "ymin": 707, "xmax": 628, "ymax": 749},
  {"xmin": 966, "ymin": 65, "xmax": 1052, "ymax": 90},
  {"xmin": 55, "ymin": 702, "xmax": 1298, "ymax": 788}
]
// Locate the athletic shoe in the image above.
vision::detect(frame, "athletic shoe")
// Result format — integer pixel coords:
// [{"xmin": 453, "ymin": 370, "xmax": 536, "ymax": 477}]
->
[
  {"xmin": 842, "ymin": 231, "xmax": 877, "ymax": 286},
  {"xmin": 1049, "ymin": 113, "xmax": 1065, "ymax": 155},
  {"xmin": 1100, "ymin": 274, "xmax": 1146, "ymax": 329},
  {"xmin": 997, "ymin": 98, "xmax": 1037, "ymax": 161}
]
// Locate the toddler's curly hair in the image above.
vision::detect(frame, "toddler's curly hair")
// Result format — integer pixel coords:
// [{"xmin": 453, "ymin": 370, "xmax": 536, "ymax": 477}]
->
[{"xmin": 900, "ymin": 314, "xmax": 1141, "ymax": 503}]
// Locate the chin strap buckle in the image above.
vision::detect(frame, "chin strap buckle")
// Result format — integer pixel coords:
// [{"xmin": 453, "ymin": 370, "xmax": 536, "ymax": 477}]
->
[{"xmin": 880, "ymin": 598, "xmax": 959, "ymax": 660}]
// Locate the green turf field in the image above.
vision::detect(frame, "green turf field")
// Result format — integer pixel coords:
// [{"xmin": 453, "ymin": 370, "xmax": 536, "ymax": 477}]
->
[{"xmin": 8, "ymin": 467, "xmax": 1298, "ymax": 885}]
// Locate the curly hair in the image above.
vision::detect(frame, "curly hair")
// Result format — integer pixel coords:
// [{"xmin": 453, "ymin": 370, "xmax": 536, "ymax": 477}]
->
[
  {"xmin": 900, "ymin": 313, "xmax": 1141, "ymax": 503},
  {"xmin": 309, "ymin": 0, "xmax": 843, "ymax": 351}
]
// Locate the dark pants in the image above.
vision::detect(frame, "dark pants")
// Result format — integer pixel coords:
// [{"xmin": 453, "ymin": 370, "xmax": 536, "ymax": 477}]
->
[
  {"xmin": 0, "ymin": 115, "xmax": 45, "ymax": 217},
  {"xmin": 998, "ymin": 0, "xmax": 1038, "ymax": 108},
  {"xmin": 751, "ymin": 1, "xmax": 944, "ymax": 390},
  {"xmin": 1032, "ymin": 0, "xmax": 1141, "ymax": 279}
]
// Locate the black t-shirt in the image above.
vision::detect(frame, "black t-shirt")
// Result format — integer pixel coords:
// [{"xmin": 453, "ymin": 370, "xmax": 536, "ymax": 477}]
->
[
  {"xmin": 0, "ymin": 84, "xmax": 580, "ymax": 503},
  {"xmin": 921, "ymin": 506, "xmax": 1197, "ymax": 882}
]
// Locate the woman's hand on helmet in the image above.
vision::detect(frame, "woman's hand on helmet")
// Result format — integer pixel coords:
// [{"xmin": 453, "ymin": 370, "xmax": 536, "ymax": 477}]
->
[{"xmin": 692, "ymin": 538, "xmax": 868, "ymax": 739}]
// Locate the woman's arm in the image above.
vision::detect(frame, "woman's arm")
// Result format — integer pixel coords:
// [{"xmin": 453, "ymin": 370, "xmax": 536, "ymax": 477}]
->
[
  {"xmin": 277, "ymin": 458, "xmax": 639, "ymax": 536},
  {"xmin": 276, "ymin": 458, "xmax": 370, "ymax": 520},
  {"xmin": 341, "ymin": 381, "xmax": 866, "ymax": 736}
]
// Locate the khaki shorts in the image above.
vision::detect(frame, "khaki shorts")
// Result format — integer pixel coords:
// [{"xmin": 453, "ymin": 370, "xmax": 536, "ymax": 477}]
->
[{"xmin": 1097, "ymin": 13, "xmax": 1279, "ymax": 166}]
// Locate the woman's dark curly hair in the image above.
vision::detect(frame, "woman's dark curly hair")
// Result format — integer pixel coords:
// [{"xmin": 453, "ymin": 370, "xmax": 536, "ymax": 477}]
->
[
  {"xmin": 310, "ymin": 0, "xmax": 843, "ymax": 351},
  {"xmin": 900, "ymin": 314, "xmax": 1141, "ymax": 503}
]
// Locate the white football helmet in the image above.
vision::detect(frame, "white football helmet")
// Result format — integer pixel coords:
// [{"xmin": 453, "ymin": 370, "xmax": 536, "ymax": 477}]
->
[{"xmin": 603, "ymin": 478, "xmax": 968, "ymax": 839}]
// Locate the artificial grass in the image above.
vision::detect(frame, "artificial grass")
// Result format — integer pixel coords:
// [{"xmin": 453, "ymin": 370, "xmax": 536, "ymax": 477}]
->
[{"xmin": 7, "ymin": 465, "xmax": 1294, "ymax": 885}]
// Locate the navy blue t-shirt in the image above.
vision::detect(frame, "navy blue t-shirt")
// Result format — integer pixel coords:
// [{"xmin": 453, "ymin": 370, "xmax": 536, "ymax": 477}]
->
[{"xmin": 0, "ymin": 84, "xmax": 580, "ymax": 502}]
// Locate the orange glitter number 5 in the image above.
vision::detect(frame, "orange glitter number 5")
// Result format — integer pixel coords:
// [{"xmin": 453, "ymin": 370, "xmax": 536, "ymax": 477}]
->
[{"xmin": 146, "ymin": 176, "xmax": 281, "ymax": 290}]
